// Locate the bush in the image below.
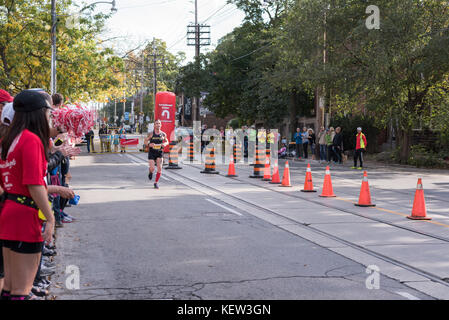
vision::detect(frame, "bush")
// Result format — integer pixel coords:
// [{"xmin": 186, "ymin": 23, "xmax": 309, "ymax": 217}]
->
[
  {"xmin": 408, "ymin": 144, "xmax": 449, "ymax": 168},
  {"xmin": 330, "ymin": 115, "xmax": 381, "ymax": 153}
]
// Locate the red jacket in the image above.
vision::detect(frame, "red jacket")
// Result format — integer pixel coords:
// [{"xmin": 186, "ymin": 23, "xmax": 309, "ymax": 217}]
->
[{"xmin": 356, "ymin": 133, "xmax": 367, "ymax": 150}]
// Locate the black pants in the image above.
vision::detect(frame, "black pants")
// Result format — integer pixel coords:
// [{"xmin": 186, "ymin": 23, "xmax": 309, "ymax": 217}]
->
[
  {"xmin": 327, "ymin": 145, "xmax": 334, "ymax": 162},
  {"xmin": 354, "ymin": 148, "xmax": 364, "ymax": 167},
  {"xmin": 295, "ymin": 144, "xmax": 302, "ymax": 158},
  {"xmin": 333, "ymin": 146, "xmax": 342, "ymax": 163},
  {"xmin": 303, "ymin": 143, "xmax": 309, "ymax": 159}
]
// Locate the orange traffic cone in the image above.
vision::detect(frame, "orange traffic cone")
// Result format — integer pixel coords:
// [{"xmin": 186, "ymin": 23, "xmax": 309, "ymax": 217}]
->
[
  {"xmin": 270, "ymin": 160, "xmax": 281, "ymax": 184},
  {"xmin": 226, "ymin": 154, "xmax": 238, "ymax": 177},
  {"xmin": 301, "ymin": 163, "xmax": 316, "ymax": 192},
  {"xmin": 355, "ymin": 171, "xmax": 376, "ymax": 207},
  {"xmin": 262, "ymin": 157, "xmax": 271, "ymax": 181},
  {"xmin": 280, "ymin": 161, "xmax": 292, "ymax": 187},
  {"xmin": 407, "ymin": 178, "xmax": 431, "ymax": 220},
  {"xmin": 319, "ymin": 166, "xmax": 336, "ymax": 197}
]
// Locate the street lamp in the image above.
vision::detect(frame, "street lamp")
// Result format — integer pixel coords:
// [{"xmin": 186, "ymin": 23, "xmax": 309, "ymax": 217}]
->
[{"xmin": 51, "ymin": 0, "xmax": 117, "ymax": 95}]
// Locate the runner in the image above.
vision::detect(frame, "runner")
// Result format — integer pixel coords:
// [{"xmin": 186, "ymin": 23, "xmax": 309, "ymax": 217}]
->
[{"xmin": 144, "ymin": 120, "xmax": 169, "ymax": 189}]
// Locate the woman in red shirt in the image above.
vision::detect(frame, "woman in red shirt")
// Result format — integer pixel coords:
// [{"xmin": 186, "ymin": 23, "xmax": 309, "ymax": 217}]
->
[{"xmin": 0, "ymin": 90, "xmax": 55, "ymax": 300}]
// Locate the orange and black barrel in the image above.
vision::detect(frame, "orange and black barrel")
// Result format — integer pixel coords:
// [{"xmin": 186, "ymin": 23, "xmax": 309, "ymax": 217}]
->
[
  {"xmin": 165, "ymin": 141, "xmax": 182, "ymax": 170},
  {"xmin": 249, "ymin": 144, "xmax": 265, "ymax": 178},
  {"xmin": 201, "ymin": 145, "xmax": 219, "ymax": 174},
  {"xmin": 188, "ymin": 140, "xmax": 194, "ymax": 162}
]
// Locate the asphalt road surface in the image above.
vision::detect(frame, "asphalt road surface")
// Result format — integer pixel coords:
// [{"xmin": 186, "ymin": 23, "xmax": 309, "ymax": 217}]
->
[{"xmin": 50, "ymin": 151, "xmax": 438, "ymax": 300}]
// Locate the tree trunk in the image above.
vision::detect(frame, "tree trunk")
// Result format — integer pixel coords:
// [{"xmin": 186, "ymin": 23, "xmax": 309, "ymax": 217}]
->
[
  {"xmin": 288, "ymin": 90, "xmax": 296, "ymax": 138},
  {"xmin": 397, "ymin": 128, "xmax": 411, "ymax": 164}
]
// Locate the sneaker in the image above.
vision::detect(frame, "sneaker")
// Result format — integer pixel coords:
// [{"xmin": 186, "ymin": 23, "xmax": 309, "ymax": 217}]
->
[
  {"xmin": 154, "ymin": 183, "xmax": 159, "ymax": 189},
  {"xmin": 44, "ymin": 261, "xmax": 56, "ymax": 268},
  {"xmin": 351, "ymin": 166, "xmax": 357, "ymax": 169},
  {"xmin": 34, "ymin": 278, "xmax": 51, "ymax": 289},
  {"xmin": 40, "ymin": 265, "xmax": 56, "ymax": 276},
  {"xmin": 55, "ymin": 220, "xmax": 64, "ymax": 228},
  {"xmin": 42, "ymin": 247, "xmax": 56, "ymax": 257},
  {"xmin": 62, "ymin": 216, "xmax": 72, "ymax": 223},
  {"xmin": 31, "ymin": 286, "xmax": 49, "ymax": 297},
  {"xmin": 64, "ymin": 214, "xmax": 76, "ymax": 221},
  {"xmin": 357, "ymin": 167, "xmax": 363, "ymax": 170},
  {"xmin": 45, "ymin": 244, "xmax": 56, "ymax": 250},
  {"xmin": 148, "ymin": 172, "xmax": 153, "ymax": 181}
]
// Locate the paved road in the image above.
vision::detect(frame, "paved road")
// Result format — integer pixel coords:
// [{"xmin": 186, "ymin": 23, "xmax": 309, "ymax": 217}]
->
[{"xmin": 50, "ymin": 151, "xmax": 437, "ymax": 300}]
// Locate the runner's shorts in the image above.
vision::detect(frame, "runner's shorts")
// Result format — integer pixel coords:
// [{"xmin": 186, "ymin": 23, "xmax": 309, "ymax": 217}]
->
[
  {"xmin": 148, "ymin": 150, "xmax": 163, "ymax": 161},
  {"xmin": 2, "ymin": 239, "xmax": 44, "ymax": 254}
]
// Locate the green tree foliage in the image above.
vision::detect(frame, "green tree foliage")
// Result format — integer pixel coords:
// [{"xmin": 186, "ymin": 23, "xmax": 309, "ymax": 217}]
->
[
  {"xmin": 279, "ymin": 0, "xmax": 449, "ymax": 162},
  {"xmin": 0, "ymin": 0, "xmax": 122, "ymax": 101},
  {"xmin": 176, "ymin": 0, "xmax": 314, "ymax": 128},
  {"xmin": 103, "ymin": 39, "xmax": 185, "ymax": 124}
]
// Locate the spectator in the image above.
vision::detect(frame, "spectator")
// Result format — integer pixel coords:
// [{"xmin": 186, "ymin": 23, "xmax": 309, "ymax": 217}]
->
[
  {"xmin": 278, "ymin": 143, "xmax": 287, "ymax": 159},
  {"xmin": 281, "ymin": 136, "xmax": 287, "ymax": 146},
  {"xmin": 353, "ymin": 127, "xmax": 367, "ymax": 169},
  {"xmin": 119, "ymin": 126, "xmax": 126, "ymax": 153},
  {"xmin": 293, "ymin": 128, "xmax": 303, "ymax": 159},
  {"xmin": 201, "ymin": 124, "xmax": 207, "ymax": 152},
  {"xmin": 85, "ymin": 129, "xmax": 94, "ymax": 153},
  {"xmin": 325, "ymin": 129, "xmax": 334, "ymax": 163},
  {"xmin": 302, "ymin": 127, "xmax": 309, "ymax": 159},
  {"xmin": 317, "ymin": 126, "xmax": 327, "ymax": 163},
  {"xmin": 0, "ymin": 101, "xmax": 14, "ymax": 296},
  {"xmin": 333, "ymin": 127, "xmax": 343, "ymax": 164},
  {"xmin": 51, "ymin": 93, "xmax": 64, "ymax": 108},
  {"xmin": 308, "ymin": 128, "xmax": 316, "ymax": 160},
  {"xmin": 99, "ymin": 124, "xmax": 109, "ymax": 153},
  {"xmin": 0, "ymin": 90, "xmax": 55, "ymax": 300},
  {"xmin": 0, "ymin": 90, "xmax": 14, "ymax": 116},
  {"xmin": 113, "ymin": 130, "xmax": 120, "ymax": 153}
]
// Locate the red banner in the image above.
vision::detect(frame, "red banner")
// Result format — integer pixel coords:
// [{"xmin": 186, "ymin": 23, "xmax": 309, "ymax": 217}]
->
[
  {"xmin": 154, "ymin": 92, "xmax": 176, "ymax": 153},
  {"xmin": 120, "ymin": 138, "xmax": 139, "ymax": 146}
]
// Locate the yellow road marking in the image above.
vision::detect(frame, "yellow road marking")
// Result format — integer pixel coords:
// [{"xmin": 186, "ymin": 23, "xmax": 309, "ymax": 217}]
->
[{"xmin": 335, "ymin": 197, "xmax": 449, "ymax": 229}]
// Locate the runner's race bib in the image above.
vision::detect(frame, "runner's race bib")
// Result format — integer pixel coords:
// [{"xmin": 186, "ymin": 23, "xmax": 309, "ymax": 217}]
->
[{"xmin": 152, "ymin": 144, "xmax": 162, "ymax": 150}]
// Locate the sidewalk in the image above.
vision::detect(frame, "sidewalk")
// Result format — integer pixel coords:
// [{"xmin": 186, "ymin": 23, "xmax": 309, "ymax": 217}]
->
[{"xmin": 139, "ymin": 156, "xmax": 449, "ymax": 300}]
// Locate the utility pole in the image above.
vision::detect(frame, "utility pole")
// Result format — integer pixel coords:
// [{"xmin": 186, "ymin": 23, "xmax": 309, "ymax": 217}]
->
[
  {"xmin": 51, "ymin": 0, "xmax": 57, "ymax": 94},
  {"xmin": 187, "ymin": 1, "xmax": 211, "ymax": 123},
  {"xmin": 123, "ymin": 66, "xmax": 126, "ymax": 124},
  {"xmin": 140, "ymin": 53, "xmax": 145, "ymax": 114},
  {"xmin": 153, "ymin": 40, "xmax": 157, "ymax": 108},
  {"xmin": 148, "ymin": 38, "xmax": 164, "ymax": 122},
  {"xmin": 114, "ymin": 99, "xmax": 117, "ymax": 125}
]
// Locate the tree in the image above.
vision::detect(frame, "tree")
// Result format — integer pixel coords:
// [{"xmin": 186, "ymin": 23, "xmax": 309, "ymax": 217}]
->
[
  {"xmin": 279, "ymin": 0, "xmax": 449, "ymax": 162},
  {"xmin": 0, "ymin": 0, "xmax": 123, "ymax": 101}
]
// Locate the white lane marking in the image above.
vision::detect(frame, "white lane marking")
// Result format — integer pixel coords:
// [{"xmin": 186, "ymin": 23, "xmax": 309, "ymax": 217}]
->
[
  {"xmin": 395, "ymin": 291, "xmax": 420, "ymax": 300},
  {"xmin": 160, "ymin": 175, "xmax": 170, "ymax": 181},
  {"xmin": 205, "ymin": 199, "xmax": 243, "ymax": 216},
  {"xmin": 126, "ymin": 154, "xmax": 145, "ymax": 165}
]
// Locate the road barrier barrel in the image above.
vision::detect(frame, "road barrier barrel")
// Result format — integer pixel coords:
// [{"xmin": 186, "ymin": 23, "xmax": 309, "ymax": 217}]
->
[
  {"xmin": 188, "ymin": 140, "xmax": 194, "ymax": 162},
  {"xmin": 201, "ymin": 145, "xmax": 219, "ymax": 174},
  {"xmin": 249, "ymin": 144, "xmax": 265, "ymax": 178},
  {"xmin": 165, "ymin": 141, "xmax": 182, "ymax": 170}
]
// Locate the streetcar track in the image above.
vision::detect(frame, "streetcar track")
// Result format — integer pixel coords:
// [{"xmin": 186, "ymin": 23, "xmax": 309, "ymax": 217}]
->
[{"xmin": 158, "ymin": 163, "xmax": 449, "ymax": 289}]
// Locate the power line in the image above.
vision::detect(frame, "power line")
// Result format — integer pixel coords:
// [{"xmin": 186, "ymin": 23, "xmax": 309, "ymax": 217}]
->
[
  {"xmin": 118, "ymin": 0, "xmax": 178, "ymax": 10},
  {"xmin": 201, "ymin": 3, "xmax": 229, "ymax": 23},
  {"xmin": 231, "ymin": 43, "xmax": 273, "ymax": 61}
]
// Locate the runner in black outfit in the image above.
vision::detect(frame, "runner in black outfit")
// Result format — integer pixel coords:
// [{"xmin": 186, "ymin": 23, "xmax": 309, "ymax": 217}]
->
[{"xmin": 144, "ymin": 120, "xmax": 169, "ymax": 189}]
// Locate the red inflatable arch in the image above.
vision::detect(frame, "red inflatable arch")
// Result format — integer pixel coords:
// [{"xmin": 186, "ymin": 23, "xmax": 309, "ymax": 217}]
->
[{"xmin": 154, "ymin": 92, "xmax": 176, "ymax": 153}]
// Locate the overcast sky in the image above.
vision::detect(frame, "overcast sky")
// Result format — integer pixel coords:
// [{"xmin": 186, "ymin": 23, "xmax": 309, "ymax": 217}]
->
[{"xmin": 79, "ymin": 0, "xmax": 245, "ymax": 64}]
